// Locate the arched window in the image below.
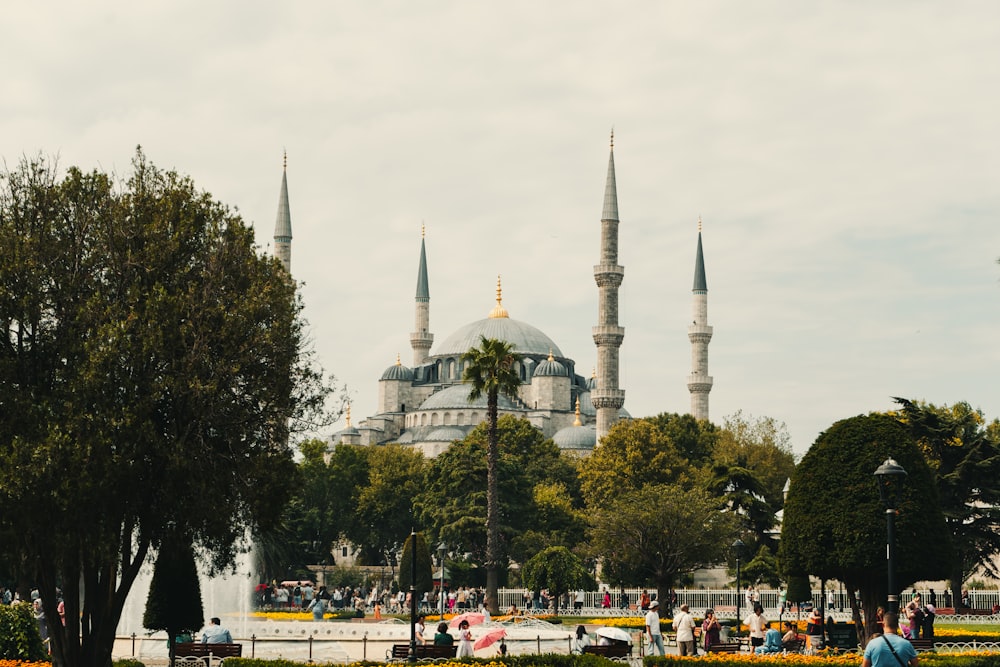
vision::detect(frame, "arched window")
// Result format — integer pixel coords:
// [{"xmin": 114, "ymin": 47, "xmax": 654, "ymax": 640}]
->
[
  {"xmin": 443, "ymin": 412, "xmax": 451, "ymax": 425},
  {"xmin": 431, "ymin": 412, "xmax": 439, "ymax": 426},
  {"xmin": 456, "ymin": 413, "xmax": 465, "ymax": 425}
]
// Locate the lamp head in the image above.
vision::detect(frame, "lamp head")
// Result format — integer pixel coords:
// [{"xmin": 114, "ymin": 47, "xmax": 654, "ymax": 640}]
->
[{"xmin": 874, "ymin": 458, "xmax": 908, "ymax": 508}]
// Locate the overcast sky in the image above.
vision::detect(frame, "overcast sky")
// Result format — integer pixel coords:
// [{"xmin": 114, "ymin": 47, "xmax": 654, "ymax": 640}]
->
[{"xmin": 4, "ymin": 2, "xmax": 998, "ymax": 456}]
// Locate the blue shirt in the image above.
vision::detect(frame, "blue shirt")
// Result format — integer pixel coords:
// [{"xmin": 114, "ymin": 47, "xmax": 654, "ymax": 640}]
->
[
  {"xmin": 202, "ymin": 624, "xmax": 233, "ymax": 644},
  {"xmin": 863, "ymin": 633, "xmax": 916, "ymax": 667}
]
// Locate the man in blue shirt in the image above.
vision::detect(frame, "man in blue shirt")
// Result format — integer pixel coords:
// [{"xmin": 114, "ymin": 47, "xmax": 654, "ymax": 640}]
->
[
  {"xmin": 863, "ymin": 613, "xmax": 918, "ymax": 667},
  {"xmin": 202, "ymin": 617, "xmax": 233, "ymax": 644}
]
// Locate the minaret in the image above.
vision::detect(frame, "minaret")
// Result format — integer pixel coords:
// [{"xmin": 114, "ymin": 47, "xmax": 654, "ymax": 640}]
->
[
  {"xmin": 410, "ymin": 225, "xmax": 434, "ymax": 366},
  {"xmin": 592, "ymin": 132, "xmax": 626, "ymax": 442},
  {"xmin": 273, "ymin": 151, "xmax": 292, "ymax": 273},
  {"xmin": 687, "ymin": 217, "xmax": 713, "ymax": 421}
]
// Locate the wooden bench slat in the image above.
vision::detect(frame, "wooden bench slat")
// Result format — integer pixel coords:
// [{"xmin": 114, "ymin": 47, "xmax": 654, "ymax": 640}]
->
[
  {"xmin": 706, "ymin": 642, "xmax": 742, "ymax": 653},
  {"xmin": 388, "ymin": 643, "xmax": 458, "ymax": 660},
  {"xmin": 174, "ymin": 643, "xmax": 243, "ymax": 659}
]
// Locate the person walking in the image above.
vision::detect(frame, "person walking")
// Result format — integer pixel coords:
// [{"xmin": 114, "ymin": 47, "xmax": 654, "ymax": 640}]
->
[
  {"xmin": 862, "ymin": 612, "xmax": 918, "ymax": 667},
  {"xmin": 672, "ymin": 603, "xmax": 696, "ymax": 656},
  {"xmin": 645, "ymin": 600, "xmax": 664, "ymax": 656}
]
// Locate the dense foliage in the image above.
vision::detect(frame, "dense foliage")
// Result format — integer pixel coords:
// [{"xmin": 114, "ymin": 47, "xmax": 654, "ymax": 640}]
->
[
  {"xmin": 893, "ymin": 397, "xmax": 1000, "ymax": 605},
  {"xmin": 780, "ymin": 413, "xmax": 952, "ymax": 642},
  {"xmin": 0, "ymin": 151, "xmax": 328, "ymax": 667},
  {"xmin": 0, "ymin": 602, "xmax": 46, "ymax": 660}
]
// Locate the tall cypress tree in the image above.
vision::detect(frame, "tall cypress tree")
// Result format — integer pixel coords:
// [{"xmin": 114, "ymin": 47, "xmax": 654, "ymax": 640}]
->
[{"xmin": 144, "ymin": 537, "xmax": 204, "ymax": 667}]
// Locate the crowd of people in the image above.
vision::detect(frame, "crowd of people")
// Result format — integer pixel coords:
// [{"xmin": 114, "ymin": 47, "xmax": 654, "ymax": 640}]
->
[{"xmin": 253, "ymin": 581, "xmax": 494, "ymax": 617}]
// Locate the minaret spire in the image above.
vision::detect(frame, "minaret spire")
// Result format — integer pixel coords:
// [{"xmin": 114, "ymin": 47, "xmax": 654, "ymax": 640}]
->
[
  {"xmin": 593, "ymin": 131, "xmax": 626, "ymax": 442},
  {"xmin": 273, "ymin": 150, "xmax": 292, "ymax": 273},
  {"xmin": 687, "ymin": 218, "xmax": 713, "ymax": 421},
  {"xmin": 410, "ymin": 227, "xmax": 433, "ymax": 366}
]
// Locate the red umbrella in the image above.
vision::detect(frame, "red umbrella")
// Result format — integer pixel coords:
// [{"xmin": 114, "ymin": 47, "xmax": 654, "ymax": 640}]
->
[
  {"xmin": 474, "ymin": 628, "xmax": 506, "ymax": 651},
  {"xmin": 448, "ymin": 612, "xmax": 486, "ymax": 628}
]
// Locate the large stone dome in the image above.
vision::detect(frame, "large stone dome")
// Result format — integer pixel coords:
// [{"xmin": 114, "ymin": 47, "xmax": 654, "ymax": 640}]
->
[{"xmin": 433, "ymin": 317, "xmax": 563, "ymax": 358}]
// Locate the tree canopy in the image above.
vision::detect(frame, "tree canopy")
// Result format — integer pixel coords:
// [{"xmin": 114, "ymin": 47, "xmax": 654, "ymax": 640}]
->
[
  {"xmin": 589, "ymin": 483, "xmax": 736, "ymax": 607},
  {"xmin": 779, "ymin": 413, "xmax": 951, "ymax": 642},
  {"xmin": 0, "ymin": 151, "xmax": 328, "ymax": 667},
  {"xmin": 892, "ymin": 397, "xmax": 1000, "ymax": 603}
]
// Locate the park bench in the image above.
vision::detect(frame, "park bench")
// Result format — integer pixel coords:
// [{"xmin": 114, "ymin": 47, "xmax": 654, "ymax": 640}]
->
[
  {"xmin": 909, "ymin": 638, "xmax": 935, "ymax": 653},
  {"xmin": 387, "ymin": 644, "xmax": 458, "ymax": 662},
  {"xmin": 782, "ymin": 638, "xmax": 805, "ymax": 653},
  {"xmin": 706, "ymin": 642, "xmax": 742, "ymax": 653},
  {"xmin": 174, "ymin": 643, "xmax": 242, "ymax": 664},
  {"xmin": 584, "ymin": 644, "xmax": 631, "ymax": 658}
]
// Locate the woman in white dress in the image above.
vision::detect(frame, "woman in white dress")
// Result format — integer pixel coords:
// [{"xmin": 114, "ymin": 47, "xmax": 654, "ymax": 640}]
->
[{"xmin": 457, "ymin": 620, "xmax": 474, "ymax": 658}]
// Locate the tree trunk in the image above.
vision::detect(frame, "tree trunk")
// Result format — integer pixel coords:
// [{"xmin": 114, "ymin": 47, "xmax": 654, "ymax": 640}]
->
[{"xmin": 485, "ymin": 389, "xmax": 500, "ymax": 614}]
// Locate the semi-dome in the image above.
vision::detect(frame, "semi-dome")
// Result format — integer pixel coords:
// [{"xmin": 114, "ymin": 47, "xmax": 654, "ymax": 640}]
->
[
  {"xmin": 433, "ymin": 317, "xmax": 563, "ymax": 358},
  {"xmin": 418, "ymin": 383, "xmax": 522, "ymax": 411},
  {"xmin": 553, "ymin": 424, "xmax": 597, "ymax": 450},
  {"xmin": 533, "ymin": 354, "xmax": 568, "ymax": 377}
]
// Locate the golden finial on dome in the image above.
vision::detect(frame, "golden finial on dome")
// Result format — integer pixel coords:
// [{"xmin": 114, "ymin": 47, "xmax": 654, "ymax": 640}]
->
[
  {"xmin": 345, "ymin": 402, "xmax": 352, "ymax": 428},
  {"xmin": 488, "ymin": 274, "xmax": 509, "ymax": 319},
  {"xmin": 396, "ymin": 353, "xmax": 401, "ymax": 366},
  {"xmin": 591, "ymin": 367, "xmax": 596, "ymax": 379},
  {"xmin": 573, "ymin": 398, "xmax": 582, "ymax": 427},
  {"xmin": 547, "ymin": 349, "xmax": 554, "ymax": 362}
]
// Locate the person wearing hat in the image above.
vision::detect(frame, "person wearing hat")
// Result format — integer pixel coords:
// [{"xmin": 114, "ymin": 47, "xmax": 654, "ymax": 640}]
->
[{"xmin": 645, "ymin": 599, "xmax": 664, "ymax": 656}]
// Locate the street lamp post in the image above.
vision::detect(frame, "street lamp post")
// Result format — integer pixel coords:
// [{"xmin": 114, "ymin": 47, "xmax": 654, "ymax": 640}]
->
[
  {"xmin": 874, "ymin": 458, "xmax": 908, "ymax": 614},
  {"xmin": 437, "ymin": 542, "xmax": 447, "ymax": 621},
  {"xmin": 408, "ymin": 530, "xmax": 418, "ymax": 663},
  {"xmin": 732, "ymin": 539, "xmax": 745, "ymax": 638}
]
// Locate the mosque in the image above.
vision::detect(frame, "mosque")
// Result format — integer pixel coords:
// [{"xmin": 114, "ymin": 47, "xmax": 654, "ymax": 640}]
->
[{"xmin": 271, "ymin": 137, "xmax": 714, "ymax": 457}]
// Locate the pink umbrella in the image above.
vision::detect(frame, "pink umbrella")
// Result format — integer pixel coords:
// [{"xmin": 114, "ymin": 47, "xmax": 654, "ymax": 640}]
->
[
  {"xmin": 448, "ymin": 612, "xmax": 486, "ymax": 628},
  {"xmin": 474, "ymin": 628, "xmax": 506, "ymax": 651}
]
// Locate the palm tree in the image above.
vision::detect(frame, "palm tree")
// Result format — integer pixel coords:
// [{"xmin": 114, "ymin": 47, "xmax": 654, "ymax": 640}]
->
[{"xmin": 462, "ymin": 335, "xmax": 522, "ymax": 613}]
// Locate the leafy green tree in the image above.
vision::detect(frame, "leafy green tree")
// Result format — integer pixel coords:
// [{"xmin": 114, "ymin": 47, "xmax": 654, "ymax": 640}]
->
[
  {"xmin": 256, "ymin": 440, "xmax": 364, "ymax": 581},
  {"xmin": 398, "ymin": 532, "xmax": 434, "ymax": 597},
  {"xmin": 579, "ymin": 414, "xmax": 716, "ymax": 508},
  {"xmin": 589, "ymin": 484, "xmax": 736, "ymax": 606},
  {"xmin": 351, "ymin": 444, "xmax": 427, "ymax": 567},
  {"xmin": 143, "ymin": 537, "xmax": 203, "ymax": 667},
  {"xmin": 461, "ymin": 337, "xmax": 523, "ymax": 613},
  {"xmin": 893, "ymin": 397, "xmax": 1000, "ymax": 606},
  {"xmin": 779, "ymin": 413, "xmax": 952, "ymax": 643},
  {"xmin": 739, "ymin": 545, "xmax": 781, "ymax": 589},
  {"xmin": 509, "ymin": 481, "xmax": 588, "ymax": 564},
  {"xmin": 521, "ymin": 546, "xmax": 592, "ymax": 614},
  {"xmin": 715, "ymin": 411, "xmax": 796, "ymax": 510},
  {"xmin": 417, "ymin": 416, "xmax": 576, "ymax": 576},
  {"xmin": 0, "ymin": 152, "xmax": 328, "ymax": 667}
]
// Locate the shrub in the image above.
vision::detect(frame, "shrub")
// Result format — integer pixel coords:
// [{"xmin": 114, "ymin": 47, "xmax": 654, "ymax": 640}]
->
[{"xmin": 0, "ymin": 601, "xmax": 46, "ymax": 661}]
